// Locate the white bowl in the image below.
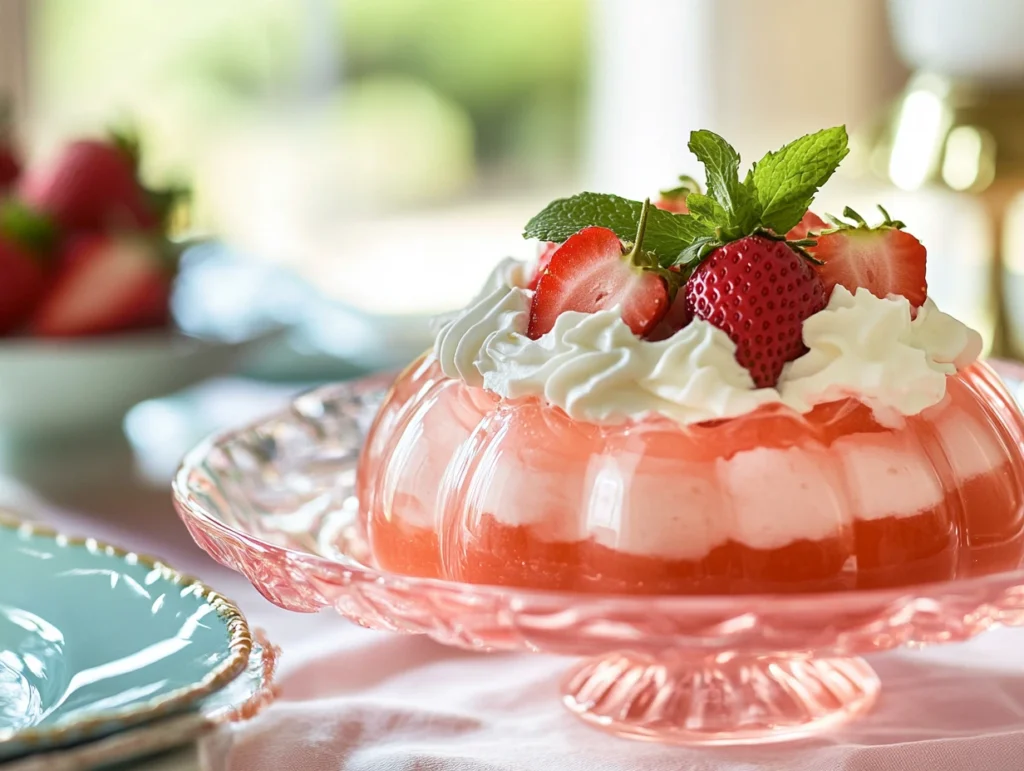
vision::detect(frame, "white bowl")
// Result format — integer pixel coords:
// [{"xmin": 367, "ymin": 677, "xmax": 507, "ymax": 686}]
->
[
  {"xmin": 0, "ymin": 329, "xmax": 279, "ymax": 439},
  {"xmin": 888, "ymin": 0, "xmax": 1024, "ymax": 82}
]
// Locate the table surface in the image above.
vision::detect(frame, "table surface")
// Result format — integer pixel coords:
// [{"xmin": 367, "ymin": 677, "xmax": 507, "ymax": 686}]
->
[
  {"xmin": 8, "ymin": 377, "xmax": 1024, "ymax": 771},
  {"xmin": 0, "ymin": 379, "xmax": 312, "ymax": 771}
]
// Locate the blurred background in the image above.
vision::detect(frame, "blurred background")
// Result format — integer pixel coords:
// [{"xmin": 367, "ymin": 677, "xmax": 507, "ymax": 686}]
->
[{"xmin": 2, "ymin": 0, "xmax": 1024, "ymax": 479}]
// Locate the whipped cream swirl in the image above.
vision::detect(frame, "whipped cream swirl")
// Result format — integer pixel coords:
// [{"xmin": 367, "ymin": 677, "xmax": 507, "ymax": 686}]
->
[
  {"xmin": 779, "ymin": 286, "xmax": 984, "ymax": 416},
  {"xmin": 434, "ymin": 258, "xmax": 530, "ymax": 387},
  {"xmin": 483, "ymin": 310, "xmax": 778, "ymax": 424},
  {"xmin": 433, "ymin": 259, "xmax": 984, "ymax": 425}
]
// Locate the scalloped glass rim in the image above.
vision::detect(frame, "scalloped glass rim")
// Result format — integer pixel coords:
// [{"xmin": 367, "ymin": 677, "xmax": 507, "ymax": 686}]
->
[
  {"xmin": 172, "ymin": 363, "xmax": 1024, "ymax": 650},
  {"xmin": 173, "ymin": 360, "xmax": 1024, "ymax": 743}
]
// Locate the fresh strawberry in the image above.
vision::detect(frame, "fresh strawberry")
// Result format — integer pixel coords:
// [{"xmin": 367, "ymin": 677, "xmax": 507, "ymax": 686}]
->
[
  {"xmin": 0, "ymin": 204, "xmax": 55, "ymax": 334},
  {"xmin": 786, "ymin": 210, "xmax": 827, "ymax": 241},
  {"xmin": 655, "ymin": 195, "xmax": 689, "ymax": 214},
  {"xmin": 645, "ymin": 287, "xmax": 691, "ymax": 341},
  {"xmin": 655, "ymin": 175, "xmax": 699, "ymax": 214},
  {"xmin": 808, "ymin": 206, "xmax": 927, "ymax": 307},
  {"xmin": 0, "ymin": 100, "xmax": 20, "ymax": 192},
  {"xmin": 529, "ymin": 200, "xmax": 670, "ymax": 338},
  {"xmin": 0, "ymin": 141, "xmax": 19, "ymax": 193},
  {"xmin": 0, "ymin": 240, "xmax": 44, "ymax": 333},
  {"xmin": 18, "ymin": 136, "xmax": 159, "ymax": 233},
  {"xmin": 685, "ymin": 235, "xmax": 827, "ymax": 388},
  {"xmin": 528, "ymin": 240, "xmax": 560, "ymax": 290},
  {"xmin": 30, "ymin": 233, "xmax": 173, "ymax": 337}
]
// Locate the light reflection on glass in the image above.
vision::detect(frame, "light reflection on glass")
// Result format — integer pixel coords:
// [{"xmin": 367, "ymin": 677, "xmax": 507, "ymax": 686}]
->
[{"xmin": 889, "ymin": 86, "xmax": 949, "ymax": 191}]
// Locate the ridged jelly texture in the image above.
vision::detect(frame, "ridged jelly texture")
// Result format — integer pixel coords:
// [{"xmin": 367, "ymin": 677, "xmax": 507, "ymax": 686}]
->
[{"xmin": 359, "ymin": 356, "xmax": 1024, "ymax": 594}]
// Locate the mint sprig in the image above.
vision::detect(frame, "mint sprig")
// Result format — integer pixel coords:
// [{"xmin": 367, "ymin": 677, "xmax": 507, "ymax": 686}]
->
[
  {"xmin": 749, "ymin": 126, "xmax": 850, "ymax": 235},
  {"xmin": 522, "ymin": 125, "xmax": 850, "ymax": 269},
  {"xmin": 686, "ymin": 130, "xmax": 760, "ymax": 239},
  {"xmin": 523, "ymin": 192, "xmax": 713, "ymax": 267}
]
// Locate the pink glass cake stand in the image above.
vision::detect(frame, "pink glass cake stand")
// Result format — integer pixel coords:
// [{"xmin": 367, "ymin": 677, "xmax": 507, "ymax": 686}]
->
[{"xmin": 172, "ymin": 362, "xmax": 1024, "ymax": 746}]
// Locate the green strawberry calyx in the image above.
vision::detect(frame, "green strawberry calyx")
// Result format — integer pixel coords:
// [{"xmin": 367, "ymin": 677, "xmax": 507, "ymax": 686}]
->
[
  {"xmin": 659, "ymin": 174, "xmax": 701, "ymax": 202},
  {"xmin": 620, "ymin": 197, "xmax": 683, "ymax": 298},
  {"xmin": 817, "ymin": 205, "xmax": 907, "ymax": 236},
  {"xmin": 0, "ymin": 201, "xmax": 57, "ymax": 257}
]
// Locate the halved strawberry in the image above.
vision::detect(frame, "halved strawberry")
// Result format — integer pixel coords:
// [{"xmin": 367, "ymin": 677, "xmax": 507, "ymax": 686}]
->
[
  {"xmin": 528, "ymin": 240, "xmax": 559, "ymax": 290},
  {"xmin": 645, "ymin": 287, "xmax": 691, "ymax": 341},
  {"xmin": 786, "ymin": 210, "xmax": 827, "ymax": 241},
  {"xmin": 808, "ymin": 207, "xmax": 927, "ymax": 307},
  {"xmin": 18, "ymin": 135, "xmax": 159, "ymax": 233},
  {"xmin": 30, "ymin": 233, "xmax": 173, "ymax": 337},
  {"xmin": 528, "ymin": 201, "xmax": 670, "ymax": 339}
]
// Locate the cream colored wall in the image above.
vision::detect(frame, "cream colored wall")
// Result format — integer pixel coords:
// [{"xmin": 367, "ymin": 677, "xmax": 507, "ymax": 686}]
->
[
  {"xmin": 585, "ymin": 0, "xmax": 906, "ymax": 194},
  {"xmin": 0, "ymin": 0, "xmax": 30, "ymax": 132}
]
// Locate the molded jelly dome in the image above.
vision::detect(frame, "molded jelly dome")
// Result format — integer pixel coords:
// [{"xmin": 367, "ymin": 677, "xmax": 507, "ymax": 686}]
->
[{"xmin": 357, "ymin": 354, "xmax": 1024, "ymax": 593}]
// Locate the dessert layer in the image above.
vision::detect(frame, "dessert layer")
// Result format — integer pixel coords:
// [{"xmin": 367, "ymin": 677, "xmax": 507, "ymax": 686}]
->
[{"xmin": 379, "ymin": 414, "xmax": 1007, "ymax": 560}]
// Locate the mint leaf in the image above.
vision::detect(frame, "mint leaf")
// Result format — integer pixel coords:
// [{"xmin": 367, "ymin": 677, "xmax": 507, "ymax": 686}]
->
[
  {"xmin": 687, "ymin": 130, "xmax": 760, "ymax": 237},
  {"xmin": 750, "ymin": 126, "xmax": 849, "ymax": 235},
  {"xmin": 523, "ymin": 192, "xmax": 712, "ymax": 266},
  {"xmin": 678, "ymin": 235, "xmax": 721, "ymax": 267},
  {"xmin": 682, "ymin": 192, "xmax": 727, "ymax": 230}
]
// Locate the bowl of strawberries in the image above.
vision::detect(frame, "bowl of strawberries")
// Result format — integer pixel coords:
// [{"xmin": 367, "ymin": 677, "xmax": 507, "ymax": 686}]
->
[{"xmin": 0, "ymin": 128, "xmax": 279, "ymax": 439}]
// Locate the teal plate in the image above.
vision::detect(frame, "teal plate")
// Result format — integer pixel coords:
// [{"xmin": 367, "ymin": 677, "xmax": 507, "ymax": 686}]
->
[{"xmin": 0, "ymin": 516, "xmax": 252, "ymax": 760}]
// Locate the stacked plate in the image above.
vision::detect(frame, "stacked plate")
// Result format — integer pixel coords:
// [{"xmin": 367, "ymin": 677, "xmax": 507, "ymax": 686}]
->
[{"xmin": 0, "ymin": 515, "xmax": 277, "ymax": 770}]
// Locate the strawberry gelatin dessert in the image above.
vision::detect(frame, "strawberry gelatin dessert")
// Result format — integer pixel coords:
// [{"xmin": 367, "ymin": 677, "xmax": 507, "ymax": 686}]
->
[{"xmin": 358, "ymin": 126, "xmax": 1024, "ymax": 594}]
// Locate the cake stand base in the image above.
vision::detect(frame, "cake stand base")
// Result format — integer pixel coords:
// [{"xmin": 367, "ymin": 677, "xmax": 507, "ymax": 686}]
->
[{"xmin": 561, "ymin": 651, "xmax": 879, "ymax": 745}]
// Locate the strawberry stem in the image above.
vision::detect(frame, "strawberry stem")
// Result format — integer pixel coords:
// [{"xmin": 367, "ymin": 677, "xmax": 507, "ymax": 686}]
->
[
  {"xmin": 623, "ymin": 197, "xmax": 652, "ymax": 264},
  {"xmin": 842, "ymin": 206, "xmax": 867, "ymax": 227},
  {"xmin": 877, "ymin": 204, "xmax": 906, "ymax": 230}
]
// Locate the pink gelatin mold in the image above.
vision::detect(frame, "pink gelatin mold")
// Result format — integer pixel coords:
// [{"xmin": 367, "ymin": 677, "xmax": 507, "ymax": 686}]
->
[{"xmin": 359, "ymin": 354, "xmax": 1024, "ymax": 595}]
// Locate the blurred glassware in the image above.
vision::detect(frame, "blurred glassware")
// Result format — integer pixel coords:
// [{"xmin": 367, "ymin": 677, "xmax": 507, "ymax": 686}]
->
[
  {"xmin": 859, "ymin": 0, "xmax": 1024, "ymax": 359},
  {"xmin": 888, "ymin": 0, "xmax": 1024, "ymax": 83}
]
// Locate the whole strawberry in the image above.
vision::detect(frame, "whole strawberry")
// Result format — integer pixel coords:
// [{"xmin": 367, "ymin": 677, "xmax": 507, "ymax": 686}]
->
[
  {"xmin": 0, "ymin": 203, "xmax": 55, "ymax": 334},
  {"xmin": 18, "ymin": 133, "xmax": 159, "ymax": 233},
  {"xmin": 685, "ymin": 236, "xmax": 826, "ymax": 388},
  {"xmin": 0, "ymin": 101, "xmax": 20, "ymax": 192},
  {"xmin": 0, "ymin": 137, "xmax": 20, "ymax": 193},
  {"xmin": 654, "ymin": 175, "xmax": 699, "ymax": 214}
]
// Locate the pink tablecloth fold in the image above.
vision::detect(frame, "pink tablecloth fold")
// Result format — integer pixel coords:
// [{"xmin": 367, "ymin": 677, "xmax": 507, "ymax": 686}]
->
[{"xmin": 200, "ymin": 621, "xmax": 1024, "ymax": 771}]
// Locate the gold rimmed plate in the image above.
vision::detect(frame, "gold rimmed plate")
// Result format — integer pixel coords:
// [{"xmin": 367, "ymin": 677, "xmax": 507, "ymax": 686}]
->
[{"xmin": 0, "ymin": 515, "xmax": 252, "ymax": 761}]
